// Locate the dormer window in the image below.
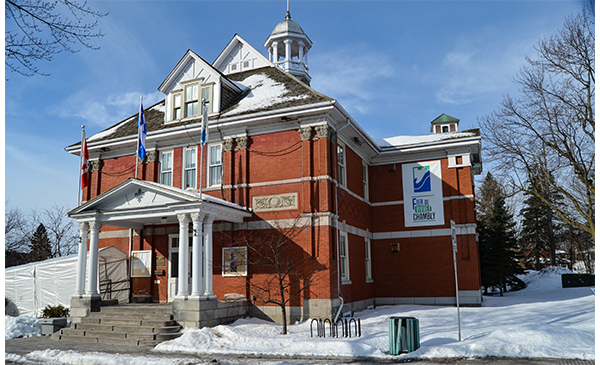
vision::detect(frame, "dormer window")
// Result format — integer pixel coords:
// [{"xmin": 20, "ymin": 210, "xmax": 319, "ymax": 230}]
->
[{"xmin": 169, "ymin": 80, "xmax": 213, "ymax": 122}]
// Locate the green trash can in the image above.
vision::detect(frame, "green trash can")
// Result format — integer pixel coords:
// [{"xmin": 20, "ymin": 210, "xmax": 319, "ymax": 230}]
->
[{"xmin": 389, "ymin": 316, "xmax": 420, "ymax": 354}]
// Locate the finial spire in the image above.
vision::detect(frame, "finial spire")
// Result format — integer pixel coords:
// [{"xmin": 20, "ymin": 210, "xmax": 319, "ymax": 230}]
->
[{"xmin": 285, "ymin": 0, "xmax": 291, "ymax": 20}]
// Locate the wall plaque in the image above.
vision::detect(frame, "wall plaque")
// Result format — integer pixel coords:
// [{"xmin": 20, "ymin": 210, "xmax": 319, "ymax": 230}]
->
[{"xmin": 252, "ymin": 192, "xmax": 298, "ymax": 212}]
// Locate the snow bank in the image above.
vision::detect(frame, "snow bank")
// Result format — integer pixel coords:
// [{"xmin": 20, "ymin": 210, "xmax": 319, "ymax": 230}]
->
[
  {"xmin": 5, "ymin": 315, "xmax": 41, "ymax": 339},
  {"xmin": 156, "ymin": 269, "xmax": 594, "ymax": 360}
]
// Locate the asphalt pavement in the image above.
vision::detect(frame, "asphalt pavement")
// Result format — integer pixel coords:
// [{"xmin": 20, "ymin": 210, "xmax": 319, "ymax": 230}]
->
[{"xmin": 4, "ymin": 335, "xmax": 595, "ymax": 365}]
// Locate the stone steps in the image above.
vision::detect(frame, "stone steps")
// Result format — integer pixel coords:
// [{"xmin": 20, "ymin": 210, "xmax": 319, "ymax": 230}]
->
[{"xmin": 52, "ymin": 304, "xmax": 182, "ymax": 347}]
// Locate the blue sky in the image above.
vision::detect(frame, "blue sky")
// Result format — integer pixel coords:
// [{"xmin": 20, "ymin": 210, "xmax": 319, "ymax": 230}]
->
[{"xmin": 5, "ymin": 0, "xmax": 582, "ymax": 214}]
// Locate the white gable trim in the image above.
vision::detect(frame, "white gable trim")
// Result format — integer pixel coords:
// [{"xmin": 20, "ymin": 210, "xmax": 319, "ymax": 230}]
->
[
  {"xmin": 213, "ymin": 34, "xmax": 273, "ymax": 75},
  {"xmin": 69, "ymin": 179, "xmax": 252, "ymax": 229}
]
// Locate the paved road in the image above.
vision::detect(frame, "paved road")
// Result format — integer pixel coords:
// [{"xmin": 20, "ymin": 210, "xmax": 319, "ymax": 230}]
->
[{"xmin": 5, "ymin": 335, "xmax": 594, "ymax": 365}]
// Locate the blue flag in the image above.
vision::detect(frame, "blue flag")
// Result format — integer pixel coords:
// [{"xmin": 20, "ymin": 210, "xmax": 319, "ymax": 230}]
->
[
  {"xmin": 138, "ymin": 99, "xmax": 147, "ymax": 159},
  {"xmin": 200, "ymin": 99, "xmax": 208, "ymax": 145}
]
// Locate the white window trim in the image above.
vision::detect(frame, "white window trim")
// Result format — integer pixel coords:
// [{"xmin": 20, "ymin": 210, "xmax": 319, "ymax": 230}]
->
[
  {"xmin": 340, "ymin": 231, "xmax": 351, "ymax": 284},
  {"xmin": 222, "ymin": 246, "xmax": 247, "ymax": 277},
  {"xmin": 362, "ymin": 160, "xmax": 369, "ymax": 202},
  {"xmin": 365, "ymin": 238, "xmax": 373, "ymax": 283},
  {"xmin": 207, "ymin": 143, "xmax": 223, "ymax": 188},
  {"xmin": 159, "ymin": 150, "xmax": 174, "ymax": 187},
  {"xmin": 167, "ymin": 79, "xmax": 214, "ymax": 123},
  {"xmin": 337, "ymin": 141, "xmax": 347, "ymax": 188},
  {"xmin": 182, "ymin": 146, "xmax": 197, "ymax": 190}
]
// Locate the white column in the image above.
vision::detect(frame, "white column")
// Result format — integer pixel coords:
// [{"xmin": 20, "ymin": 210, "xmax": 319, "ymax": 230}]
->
[
  {"xmin": 203, "ymin": 216, "xmax": 215, "ymax": 297},
  {"xmin": 85, "ymin": 221, "xmax": 102, "ymax": 295},
  {"xmin": 190, "ymin": 212, "xmax": 205, "ymax": 296},
  {"xmin": 177, "ymin": 214, "xmax": 190, "ymax": 296},
  {"xmin": 298, "ymin": 41, "xmax": 305, "ymax": 65},
  {"xmin": 284, "ymin": 39, "xmax": 292, "ymax": 65},
  {"xmin": 75, "ymin": 222, "xmax": 89, "ymax": 295},
  {"xmin": 273, "ymin": 41, "xmax": 279, "ymax": 63}
]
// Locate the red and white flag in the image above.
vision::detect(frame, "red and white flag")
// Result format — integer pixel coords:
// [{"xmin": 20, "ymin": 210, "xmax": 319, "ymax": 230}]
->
[{"xmin": 81, "ymin": 133, "xmax": 89, "ymax": 190}]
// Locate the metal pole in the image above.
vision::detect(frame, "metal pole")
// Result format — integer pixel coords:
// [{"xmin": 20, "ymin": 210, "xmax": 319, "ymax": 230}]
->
[
  {"xmin": 451, "ymin": 219, "xmax": 461, "ymax": 341},
  {"xmin": 135, "ymin": 95, "xmax": 142, "ymax": 179},
  {"xmin": 78, "ymin": 125, "xmax": 85, "ymax": 205}
]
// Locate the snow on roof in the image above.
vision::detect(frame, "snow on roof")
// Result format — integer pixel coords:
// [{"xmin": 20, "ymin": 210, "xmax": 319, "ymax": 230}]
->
[
  {"xmin": 223, "ymin": 73, "xmax": 309, "ymax": 116},
  {"xmin": 88, "ymin": 116, "xmax": 136, "ymax": 142},
  {"xmin": 376, "ymin": 130, "xmax": 478, "ymax": 148}
]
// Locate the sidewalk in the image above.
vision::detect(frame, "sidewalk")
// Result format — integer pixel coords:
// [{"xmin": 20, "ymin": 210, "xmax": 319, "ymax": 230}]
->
[{"xmin": 5, "ymin": 335, "xmax": 594, "ymax": 365}]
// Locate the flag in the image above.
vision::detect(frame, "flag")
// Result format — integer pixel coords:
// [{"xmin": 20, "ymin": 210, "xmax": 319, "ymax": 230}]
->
[
  {"xmin": 81, "ymin": 133, "xmax": 89, "ymax": 190},
  {"xmin": 138, "ymin": 98, "xmax": 147, "ymax": 160},
  {"xmin": 200, "ymin": 99, "xmax": 208, "ymax": 145}
]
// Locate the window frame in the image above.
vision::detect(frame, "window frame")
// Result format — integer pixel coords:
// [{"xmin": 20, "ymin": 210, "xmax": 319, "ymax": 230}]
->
[
  {"xmin": 222, "ymin": 246, "xmax": 248, "ymax": 277},
  {"xmin": 365, "ymin": 238, "xmax": 373, "ymax": 283},
  {"xmin": 182, "ymin": 146, "xmax": 197, "ymax": 190},
  {"xmin": 337, "ymin": 141, "xmax": 347, "ymax": 188},
  {"xmin": 159, "ymin": 150, "xmax": 174, "ymax": 187},
  {"xmin": 171, "ymin": 91, "xmax": 182, "ymax": 120},
  {"xmin": 362, "ymin": 160, "xmax": 369, "ymax": 201},
  {"xmin": 340, "ymin": 231, "xmax": 350, "ymax": 284},
  {"xmin": 169, "ymin": 79, "xmax": 213, "ymax": 122},
  {"xmin": 207, "ymin": 143, "xmax": 223, "ymax": 188}
]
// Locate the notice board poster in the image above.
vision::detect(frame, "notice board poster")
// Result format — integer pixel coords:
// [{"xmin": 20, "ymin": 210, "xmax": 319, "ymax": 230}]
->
[
  {"xmin": 402, "ymin": 160, "xmax": 445, "ymax": 227},
  {"xmin": 131, "ymin": 250, "xmax": 152, "ymax": 277}
]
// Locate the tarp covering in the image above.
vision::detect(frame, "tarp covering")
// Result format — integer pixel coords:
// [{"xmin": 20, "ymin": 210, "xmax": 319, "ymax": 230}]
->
[{"xmin": 5, "ymin": 246, "xmax": 129, "ymax": 317}]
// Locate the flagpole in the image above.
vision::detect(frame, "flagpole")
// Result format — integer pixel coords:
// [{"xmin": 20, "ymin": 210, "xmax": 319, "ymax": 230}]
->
[
  {"xmin": 78, "ymin": 125, "xmax": 85, "ymax": 205},
  {"xmin": 199, "ymin": 99, "xmax": 206, "ymax": 200},
  {"xmin": 136, "ymin": 95, "xmax": 142, "ymax": 179}
]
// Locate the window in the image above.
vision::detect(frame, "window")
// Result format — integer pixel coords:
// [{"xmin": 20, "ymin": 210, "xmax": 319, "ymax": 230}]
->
[
  {"xmin": 442, "ymin": 125, "xmax": 449, "ymax": 133},
  {"xmin": 337, "ymin": 142, "xmax": 346, "ymax": 187},
  {"xmin": 222, "ymin": 247, "xmax": 247, "ymax": 276},
  {"xmin": 340, "ymin": 231, "xmax": 350, "ymax": 283},
  {"xmin": 183, "ymin": 147, "xmax": 197, "ymax": 189},
  {"xmin": 208, "ymin": 143, "xmax": 222, "ymax": 187},
  {"xmin": 362, "ymin": 161, "xmax": 369, "ymax": 201},
  {"xmin": 185, "ymin": 84, "xmax": 198, "ymax": 117},
  {"xmin": 159, "ymin": 151, "xmax": 173, "ymax": 186},
  {"xmin": 172, "ymin": 93, "xmax": 182, "ymax": 120},
  {"xmin": 365, "ymin": 238, "xmax": 372, "ymax": 282}
]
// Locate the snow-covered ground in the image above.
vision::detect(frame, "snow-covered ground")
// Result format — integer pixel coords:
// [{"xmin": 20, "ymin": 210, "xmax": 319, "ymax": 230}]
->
[{"xmin": 5, "ymin": 268, "xmax": 595, "ymax": 364}]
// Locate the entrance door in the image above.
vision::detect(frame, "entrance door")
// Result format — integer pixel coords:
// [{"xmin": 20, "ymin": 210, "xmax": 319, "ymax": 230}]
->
[{"xmin": 167, "ymin": 234, "xmax": 192, "ymax": 302}]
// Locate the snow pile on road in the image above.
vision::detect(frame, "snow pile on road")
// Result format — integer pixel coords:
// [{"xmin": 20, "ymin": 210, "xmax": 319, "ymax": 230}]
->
[
  {"xmin": 155, "ymin": 268, "xmax": 594, "ymax": 360},
  {"xmin": 5, "ymin": 315, "xmax": 41, "ymax": 339}
]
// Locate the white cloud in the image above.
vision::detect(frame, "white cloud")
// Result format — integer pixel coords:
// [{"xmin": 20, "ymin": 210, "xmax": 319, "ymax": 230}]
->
[
  {"xmin": 51, "ymin": 90, "xmax": 163, "ymax": 128},
  {"xmin": 427, "ymin": 28, "xmax": 541, "ymax": 106},
  {"xmin": 310, "ymin": 44, "xmax": 396, "ymax": 115}
]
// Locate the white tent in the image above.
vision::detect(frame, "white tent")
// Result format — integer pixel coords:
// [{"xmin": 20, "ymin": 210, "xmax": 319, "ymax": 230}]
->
[{"xmin": 5, "ymin": 246, "xmax": 129, "ymax": 317}]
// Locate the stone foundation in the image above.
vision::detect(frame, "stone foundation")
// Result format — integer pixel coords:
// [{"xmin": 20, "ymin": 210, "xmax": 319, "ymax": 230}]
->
[
  {"xmin": 70, "ymin": 294, "xmax": 101, "ymax": 324},
  {"xmin": 172, "ymin": 296, "xmax": 248, "ymax": 328}
]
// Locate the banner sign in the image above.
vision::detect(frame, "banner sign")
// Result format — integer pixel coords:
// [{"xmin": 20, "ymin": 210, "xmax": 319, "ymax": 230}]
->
[{"xmin": 402, "ymin": 160, "xmax": 445, "ymax": 227}]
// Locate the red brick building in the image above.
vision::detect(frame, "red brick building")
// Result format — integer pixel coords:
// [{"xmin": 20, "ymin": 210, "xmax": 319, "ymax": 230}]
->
[{"xmin": 66, "ymin": 12, "xmax": 482, "ymax": 327}]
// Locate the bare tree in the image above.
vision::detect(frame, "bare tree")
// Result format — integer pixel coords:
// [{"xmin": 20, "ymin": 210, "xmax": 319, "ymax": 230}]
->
[
  {"xmin": 231, "ymin": 219, "xmax": 326, "ymax": 335},
  {"xmin": 5, "ymin": 0, "xmax": 106, "ymax": 77},
  {"xmin": 479, "ymin": 6, "xmax": 595, "ymax": 239},
  {"xmin": 43, "ymin": 204, "xmax": 79, "ymax": 257},
  {"xmin": 5, "ymin": 203, "xmax": 78, "ymax": 266}
]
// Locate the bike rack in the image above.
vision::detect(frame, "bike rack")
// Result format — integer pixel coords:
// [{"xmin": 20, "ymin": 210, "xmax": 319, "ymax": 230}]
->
[{"xmin": 311, "ymin": 317, "xmax": 361, "ymax": 338}]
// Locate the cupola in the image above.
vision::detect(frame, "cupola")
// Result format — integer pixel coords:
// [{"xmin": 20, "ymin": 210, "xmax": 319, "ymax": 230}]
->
[
  {"xmin": 264, "ymin": 7, "xmax": 312, "ymax": 85},
  {"xmin": 430, "ymin": 114, "xmax": 460, "ymax": 134}
]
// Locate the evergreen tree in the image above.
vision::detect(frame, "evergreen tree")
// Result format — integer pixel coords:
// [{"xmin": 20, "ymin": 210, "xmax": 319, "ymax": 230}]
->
[
  {"xmin": 29, "ymin": 223, "xmax": 53, "ymax": 262},
  {"xmin": 519, "ymin": 176, "xmax": 565, "ymax": 269},
  {"xmin": 477, "ymin": 173, "xmax": 525, "ymax": 295}
]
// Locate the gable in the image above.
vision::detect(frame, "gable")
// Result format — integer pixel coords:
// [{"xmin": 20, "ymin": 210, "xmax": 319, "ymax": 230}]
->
[
  {"xmin": 73, "ymin": 179, "xmax": 199, "ymax": 214},
  {"xmin": 158, "ymin": 50, "xmax": 220, "ymax": 95},
  {"xmin": 213, "ymin": 34, "xmax": 273, "ymax": 75}
]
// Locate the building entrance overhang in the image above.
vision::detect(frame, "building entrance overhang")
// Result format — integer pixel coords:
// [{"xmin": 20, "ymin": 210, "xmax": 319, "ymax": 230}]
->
[{"xmin": 68, "ymin": 178, "xmax": 252, "ymax": 229}]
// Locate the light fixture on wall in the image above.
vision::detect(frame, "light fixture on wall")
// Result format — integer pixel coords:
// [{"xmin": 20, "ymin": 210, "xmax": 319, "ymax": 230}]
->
[
  {"xmin": 160, "ymin": 217, "xmax": 168, "ymax": 224},
  {"xmin": 353, "ymin": 137, "xmax": 362, "ymax": 146}
]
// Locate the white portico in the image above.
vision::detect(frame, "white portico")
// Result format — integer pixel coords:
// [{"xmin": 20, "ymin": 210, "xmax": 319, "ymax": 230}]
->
[{"xmin": 67, "ymin": 178, "xmax": 252, "ymax": 323}]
